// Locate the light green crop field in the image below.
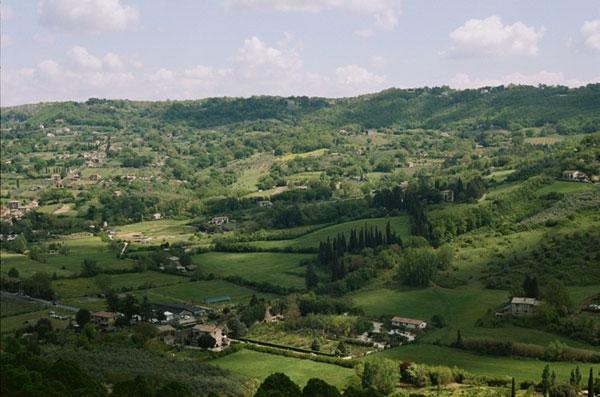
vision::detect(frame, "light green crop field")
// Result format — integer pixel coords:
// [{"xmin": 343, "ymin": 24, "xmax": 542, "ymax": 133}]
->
[
  {"xmin": 536, "ymin": 181, "xmax": 597, "ymax": 195},
  {"xmin": 134, "ymin": 279, "xmax": 274, "ymax": 306},
  {"xmin": 373, "ymin": 344, "xmax": 599, "ymax": 383},
  {"xmin": 51, "ymin": 271, "xmax": 188, "ymax": 299},
  {"xmin": 113, "ymin": 219, "xmax": 196, "ymax": 242},
  {"xmin": 210, "ymin": 349, "xmax": 355, "ymax": 388},
  {"xmin": 192, "ymin": 252, "xmax": 312, "ymax": 289},
  {"xmin": 246, "ymin": 215, "xmax": 411, "ymax": 250}
]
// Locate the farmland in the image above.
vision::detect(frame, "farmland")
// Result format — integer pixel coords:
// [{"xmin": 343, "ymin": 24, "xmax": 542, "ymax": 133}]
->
[{"xmin": 191, "ymin": 252, "xmax": 312, "ymax": 289}]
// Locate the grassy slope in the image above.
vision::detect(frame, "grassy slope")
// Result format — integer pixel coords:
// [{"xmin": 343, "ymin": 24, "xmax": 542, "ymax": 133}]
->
[
  {"xmin": 133, "ymin": 279, "xmax": 274, "ymax": 306},
  {"xmin": 51, "ymin": 271, "xmax": 188, "ymax": 299},
  {"xmin": 192, "ymin": 252, "xmax": 312, "ymax": 288},
  {"xmin": 210, "ymin": 349, "xmax": 354, "ymax": 388}
]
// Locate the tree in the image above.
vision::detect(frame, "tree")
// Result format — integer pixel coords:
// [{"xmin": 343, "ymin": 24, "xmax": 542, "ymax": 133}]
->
[
  {"xmin": 335, "ymin": 341, "xmax": 348, "ymax": 357},
  {"xmin": 7, "ymin": 267, "xmax": 19, "ymax": 278},
  {"xmin": 302, "ymin": 378, "xmax": 340, "ymax": 397},
  {"xmin": 158, "ymin": 381, "xmax": 193, "ymax": 397},
  {"xmin": 511, "ymin": 377, "xmax": 516, "ymax": 397},
  {"xmin": 197, "ymin": 333, "xmax": 216, "ymax": 349},
  {"xmin": 361, "ymin": 358, "xmax": 398, "ymax": 396},
  {"xmin": 34, "ymin": 318, "xmax": 53, "ymax": 339},
  {"xmin": 112, "ymin": 376, "xmax": 154, "ymax": 397},
  {"xmin": 13, "ymin": 234, "xmax": 28, "ymax": 254},
  {"xmin": 542, "ymin": 365, "xmax": 551, "ymax": 397},
  {"xmin": 22, "ymin": 272, "xmax": 55, "ymax": 300},
  {"xmin": 522, "ymin": 274, "xmax": 540, "ymax": 299},
  {"xmin": 311, "ymin": 338, "xmax": 321, "ymax": 352},
  {"xmin": 395, "ymin": 247, "xmax": 438, "ymax": 287},
  {"xmin": 228, "ymin": 318, "xmax": 248, "ymax": 339},
  {"xmin": 81, "ymin": 259, "xmax": 102, "ymax": 277},
  {"xmin": 122, "ymin": 294, "xmax": 139, "ymax": 321},
  {"xmin": 75, "ymin": 309, "xmax": 91, "ymax": 327},
  {"xmin": 452, "ymin": 329, "xmax": 463, "ymax": 348},
  {"xmin": 589, "ymin": 368, "xmax": 595, "ymax": 397},
  {"xmin": 305, "ymin": 263, "xmax": 319, "ymax": 289},
  {"xmin": 542, "ymin": 279, "xmax": 572, "ymax": 316},
  {"xmin": 255, "ymin": 373, "xmax": 302, "ymax": 397}
]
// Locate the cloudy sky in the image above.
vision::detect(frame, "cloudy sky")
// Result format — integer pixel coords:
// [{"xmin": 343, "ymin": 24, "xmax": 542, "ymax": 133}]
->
[{"xmin": 1, "ymin": 0, "xmax": 599, "ymax": 106}]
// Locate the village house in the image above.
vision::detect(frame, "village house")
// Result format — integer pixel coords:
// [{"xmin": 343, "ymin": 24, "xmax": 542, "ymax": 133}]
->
[
  {"xmin": 511, "ymin": 297, "xmax": 540, "ymax": 317},
  {"xmin": 156, "ymin": 324, "xmax": 177, "ymax": 345},
  {"xmin": 152, "ymin": 212, "xmax": 161, "ymax": 220},
  {"xmin": 562, "ymin": 170, "xmax": 589, "ymax": 182},
  {"xmin": 91, "ymin": 311, "xmax": 119, "ymax": 330},
  {"xmin": 7, "ymin": 200, "xmax": 20, "ymax": 210},
  {"xmin": 208, "ymin": 216, "xmax": 229, "ymax": 225},
  {"xmin": 190, "ymin": 324, "xmax": 228, "ymax": 348},
  {"xmin": 441, "ymin": 189, "xmax": 454, "ymax": 202},
  {"xmin": 391, "ymin": 316, "xmax": 427, "ymax": 330},
  {"xmin": 257, "ymin": 200, "xmax": 273, "ymax": 208},
  {"xmin": 89, "ymin": 173, "xmax": 102, "ymax": 181}
]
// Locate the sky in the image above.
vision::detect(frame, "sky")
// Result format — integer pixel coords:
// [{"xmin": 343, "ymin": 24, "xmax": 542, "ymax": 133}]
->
[{"xmin": 1, "ymin": 0, "xmax": 599, "ymax": 106}]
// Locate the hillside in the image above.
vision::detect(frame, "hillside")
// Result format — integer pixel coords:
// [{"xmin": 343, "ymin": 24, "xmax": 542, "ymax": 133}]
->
[{"xmin": 1, "ymin": 85, "xmax": 599, "ymax": 397}]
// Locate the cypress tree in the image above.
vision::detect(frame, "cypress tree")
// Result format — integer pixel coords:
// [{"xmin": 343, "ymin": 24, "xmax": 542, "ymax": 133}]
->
[
  {"xmin": 511, "ymin": 377, "xmax": 516, "ymax": 397},
  {"xmin": 588, "ymin": 368, "xmax": 595, "ymax": 397}
]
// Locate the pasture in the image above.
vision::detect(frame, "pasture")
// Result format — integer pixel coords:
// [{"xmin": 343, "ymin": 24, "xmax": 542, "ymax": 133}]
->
[
  {"xmin": 536, "ymin": 181, "xmax": 597, "ymax": 195},
  {"xmin": 0, "ymin": 296, "xmax": 44, "ymax": 318},
  {"xmin": 192, "ymin": 252, "xmax": 311, "ymax": 289},
  {"xmin": 113, "ymin": 219, "xmax": 196, "ymax": 243},
  {"xmin": 374, "ymin": 344, "xmax": 598, "ymax": 383},
  {"xmin": 135, "ymin": 279, "xmax": 274, "ymax": 306},
  {"xmin": 0, "ymin": 308, "xmax": 71, "ymax": 334},
  {"xmin": 51, "ymin": 271, "xmax": 188, "ymax": 299},
  {"xmin": 210, "ymin": 349, "xmax": 354, "ymax": 388}
]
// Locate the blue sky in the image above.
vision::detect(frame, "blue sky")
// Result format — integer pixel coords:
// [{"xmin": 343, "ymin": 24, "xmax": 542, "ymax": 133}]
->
[{"xmin": 1, "ymin": 0, "xmax": 599, "ymax": 106}]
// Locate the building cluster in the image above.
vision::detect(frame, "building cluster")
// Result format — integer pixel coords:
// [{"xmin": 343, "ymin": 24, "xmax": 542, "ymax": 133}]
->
[
  {"xmin": 562, "ymin": 170, "xmax": 590, "ymax": 182},
  {"xmin": 89, "ymin": 302, "xmax": 229, "ymax": 350},
  {"xmin": 1, "ymin": 200, "xmax": 39, "ymax": 221}
]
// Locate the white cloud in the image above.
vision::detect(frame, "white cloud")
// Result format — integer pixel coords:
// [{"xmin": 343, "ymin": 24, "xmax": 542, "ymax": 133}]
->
[
  {"xmin": 448, "ymin": 15, "xmax": 545, "ymax": 57},
  {"xmin": 68, "ymin": 46, "xmax": 103, "ymax": 70},
  {"xmin": 227, "ymin": 0, "xmax": 401, "ymax": 33},
  {"xmin": 335, "ymin": 64, "xmax": 385, "ymax": 85},
  {"xmin": 38, "ymin": 0, "xmax": 139, "ymax": 33},
  {"xmin": 449, "ymin": 71, "xmax": 596, "ymax": 89},
  {"xmin": 581, "ymin": 20, "xmax": 600, "ymax": 51},
  {"xmin": 1, "ymin": 3, "xmax": 14, "ymax": 21},
  {"xmin": 1, "ymin": 35, "xmax": 388, "ymax": 105}
]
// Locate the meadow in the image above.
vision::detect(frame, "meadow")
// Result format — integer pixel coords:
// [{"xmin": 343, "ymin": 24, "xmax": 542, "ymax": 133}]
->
[
  {"xmin": 134, "ymin": 279, "xmax": 274, "ymax": 306},
  {"xmin": 192, "ymin": 252, "xmax": 312, "ymax": 289},
  {"xmin": 210, "ymin": 348, "xmax": 355, "ymax": 388},
  {"xmin": 51, "ymin": 271, "xmax": 188, "ymax": 299},
  {"xmin": 0, "ymin": 296, "xmax": 44, "ymax": 317}
]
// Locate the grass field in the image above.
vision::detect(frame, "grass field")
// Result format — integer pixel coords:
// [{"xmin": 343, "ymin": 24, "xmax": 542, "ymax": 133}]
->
[
  {"xmin": 1, "ymin": 239, "xmax": 133, "ymax": 279},
  {"xmin": 536, "ymin": 181, "xmax": 597, "ymax": 195},
  {"xmin": 135, "ymin": 279, "xmax": 274, "ymax": 306},
  {"xmin": 210, "ymin": 349, "xmax": 355, "ymax": 388},
  {"xmin": 192, "ymin": 252, "xmax": 312, "ymax": 289},
  {"xmin": 42, "ymin": 236, "xmax": 134, "ymax": 276},
  {"xmin": 51, "ymin": 271, "xmax": 188, "ymax": 299},
  {"xmin": 0, "ymin": 296, "xmax": 44, "ymax": 318},
  {"xmin": 245, "ymin": 215, "xmax": 411, "ymax": 250},
  {"xmin": 114, "ymin": 219, "xmax": 196, "ymax": 243},
  {"xmin": 374, "ymin": 344, "xmax": 598, "ymax": 383}
]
